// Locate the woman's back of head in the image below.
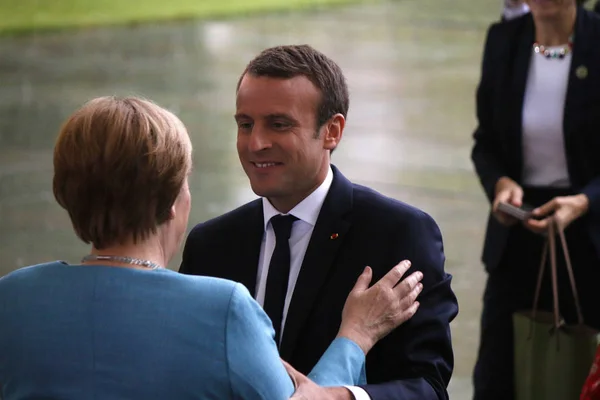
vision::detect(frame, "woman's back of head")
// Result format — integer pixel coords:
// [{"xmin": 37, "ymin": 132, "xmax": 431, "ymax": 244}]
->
[{"xmin": 52, "ymin": 96, "xmax": 192, "ymax": 250}]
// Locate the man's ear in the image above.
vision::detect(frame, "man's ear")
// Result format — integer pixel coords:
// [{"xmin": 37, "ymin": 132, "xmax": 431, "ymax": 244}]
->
[{"xmin": 322, "ymin": 114, "xmax": 345, "ymax": 151}]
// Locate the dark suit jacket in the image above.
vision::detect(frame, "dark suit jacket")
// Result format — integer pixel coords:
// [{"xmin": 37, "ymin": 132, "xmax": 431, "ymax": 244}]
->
[
  {"xmin": 471, "ymin": 7, "xmax": 600, "ymax": 271},
  {"xmin": 180, "ymin": 165, "xmax": 458, "ymax": 400}
]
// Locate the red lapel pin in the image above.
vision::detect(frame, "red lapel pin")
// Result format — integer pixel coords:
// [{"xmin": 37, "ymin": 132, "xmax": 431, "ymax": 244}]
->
[{"xmin": 330, "ymin": 233, "xmax": 339, "ymax": 240}]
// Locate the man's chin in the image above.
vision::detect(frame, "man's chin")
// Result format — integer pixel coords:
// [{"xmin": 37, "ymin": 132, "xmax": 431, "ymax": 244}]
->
[
  {"xmin": 247, "ymin": 181, "xmax": 281, "ymax": 197},
  {"xmin": 250, "ymin": 187, "xmax": 282, "ymax": 199}
]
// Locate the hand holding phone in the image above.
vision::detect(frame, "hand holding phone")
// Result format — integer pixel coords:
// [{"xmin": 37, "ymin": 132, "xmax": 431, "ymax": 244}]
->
[{"xmin": 493, "ymin": 177, "xmax": 525, "ymax": 226}]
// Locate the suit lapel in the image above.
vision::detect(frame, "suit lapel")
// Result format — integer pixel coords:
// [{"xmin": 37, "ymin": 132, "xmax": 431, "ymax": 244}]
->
[
  {"xmin": 564, "ymin": 7, "xmax": 593, "ymax": 148},
  {"xmin": 279, "ymin": 165, "xmax": 353, "ymax": 360},
  {"xmin": 231, "ymin": 200, "xmax": 263, "ymax": 297}
]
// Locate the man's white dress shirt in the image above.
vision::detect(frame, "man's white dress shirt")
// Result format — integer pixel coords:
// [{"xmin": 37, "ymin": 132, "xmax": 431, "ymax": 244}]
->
[{"xmin": 255, "ymin": 166, "xmax": 370, "ymax": 400}]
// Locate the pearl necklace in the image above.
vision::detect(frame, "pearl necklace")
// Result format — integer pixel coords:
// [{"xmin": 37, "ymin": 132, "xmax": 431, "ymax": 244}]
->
[
  {"xmin": 81, "ymin": 255, "xmax": 163, "ymax": 270},
  {"xmin": 533, "ymin": 36, "xmax": 574, "ymax": 59}
]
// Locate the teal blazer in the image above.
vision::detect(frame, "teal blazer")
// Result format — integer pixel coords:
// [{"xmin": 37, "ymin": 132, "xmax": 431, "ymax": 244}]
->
[{"xmin": 0, "ymin": 262, "xmax": 365, "ymax": 399}]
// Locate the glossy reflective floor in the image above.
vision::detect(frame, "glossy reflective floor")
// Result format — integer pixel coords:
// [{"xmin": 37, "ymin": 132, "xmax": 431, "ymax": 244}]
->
[{"xmin": 0, "ymin": 0, "xmax": 504, "ymax": 397}]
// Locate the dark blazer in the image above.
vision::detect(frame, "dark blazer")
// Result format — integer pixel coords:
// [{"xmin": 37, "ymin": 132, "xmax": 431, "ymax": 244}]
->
[
  {"xmin": 471, "ymin": 7, "xmax": 600, "ymax": 271},
  {"xmin": 180, "ymin": 165, "xmax": 458, "ymax": 400}
]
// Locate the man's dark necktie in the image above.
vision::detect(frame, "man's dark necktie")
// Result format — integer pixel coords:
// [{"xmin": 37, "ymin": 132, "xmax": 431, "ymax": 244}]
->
[{"xmin": 263, "ymin": 214, "xmax": 298, "ymax": 347}]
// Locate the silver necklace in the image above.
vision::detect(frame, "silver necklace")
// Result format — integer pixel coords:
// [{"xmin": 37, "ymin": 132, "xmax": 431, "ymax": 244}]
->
[{"xmin": 81, "ymin": 255, "xmax": 163, "ymax": 270}]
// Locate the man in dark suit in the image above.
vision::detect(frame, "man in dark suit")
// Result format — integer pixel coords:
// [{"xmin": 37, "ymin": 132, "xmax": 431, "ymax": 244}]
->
[{"xmin": 180, "ymin": 45, "xmax": 458, "ymax": 400}]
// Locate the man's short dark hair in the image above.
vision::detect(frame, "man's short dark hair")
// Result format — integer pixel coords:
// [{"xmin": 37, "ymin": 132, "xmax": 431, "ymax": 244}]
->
[{"xmin": 237, "ymin": 44, "xmax": 349, "ymax": 129}]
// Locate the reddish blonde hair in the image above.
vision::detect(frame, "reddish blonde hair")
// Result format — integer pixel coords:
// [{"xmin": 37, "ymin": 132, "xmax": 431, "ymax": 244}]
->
[{"xmin": 53, "ymin": 96, "xmax": 192, "ymax": 249}]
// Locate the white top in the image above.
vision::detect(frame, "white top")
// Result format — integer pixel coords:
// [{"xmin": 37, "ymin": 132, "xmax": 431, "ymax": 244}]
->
[{"xmin": 521, "ymin": 48, "xmax": 572, "ymax": 188}]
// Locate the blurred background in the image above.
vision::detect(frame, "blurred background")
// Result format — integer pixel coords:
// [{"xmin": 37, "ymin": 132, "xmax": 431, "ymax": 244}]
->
[{"xmin": 0, "ymin": 0, "xmax": 531, "ymax": 397}]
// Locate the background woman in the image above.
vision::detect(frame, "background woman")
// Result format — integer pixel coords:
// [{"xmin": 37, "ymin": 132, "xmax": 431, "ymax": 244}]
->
[{"xmin": 471, "ymin": 1, "xmax": 600, "ymax": 399}]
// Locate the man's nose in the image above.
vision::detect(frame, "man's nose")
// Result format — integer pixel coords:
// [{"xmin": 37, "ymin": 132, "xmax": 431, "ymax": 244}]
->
[{"xmin": 248, "ymin": 128, "xmax": 272, "ymax": 152}]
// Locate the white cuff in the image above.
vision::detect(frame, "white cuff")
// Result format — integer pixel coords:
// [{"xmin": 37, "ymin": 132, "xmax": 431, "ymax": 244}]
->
[
  {"xmin": 344, "ymin": 385, "xmax": 371, "ymax": 400},
  {"xmin": 502, "ymin": 2, "xmax": 530, "ymax": 21}
]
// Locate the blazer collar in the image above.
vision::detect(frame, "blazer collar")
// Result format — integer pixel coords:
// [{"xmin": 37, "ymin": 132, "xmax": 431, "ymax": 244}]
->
[
  {"xmin": 279, "ymin": 164, "xmax": 353, "ymax": 359},
  {"xmin": 233, "ymin": 165, "xmax": 352, "ymax": 300},
  {"xmin": 234, "ymin": 199, "xmax": 264, "ymax": 297}
]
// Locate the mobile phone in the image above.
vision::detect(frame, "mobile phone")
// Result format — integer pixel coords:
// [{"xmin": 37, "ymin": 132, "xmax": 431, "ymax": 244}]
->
[{"xmin": 497, "ymin": 202, "xmax": 534, "ymax": 221}]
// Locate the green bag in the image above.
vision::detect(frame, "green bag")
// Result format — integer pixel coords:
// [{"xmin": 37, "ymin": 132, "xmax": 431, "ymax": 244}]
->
[{"xmin": 513, "ymin": 220, "xmax": 599, "ymax": 400}]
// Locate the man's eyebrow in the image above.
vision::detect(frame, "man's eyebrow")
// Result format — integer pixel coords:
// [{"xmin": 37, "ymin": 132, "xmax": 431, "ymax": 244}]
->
[
  {"xmin": 234, "ymin": 113, "xmax": 251, "ymax": 121},
  {"xmin": 234, "ymin": 113, "xmax": 298, "ymax": 124},
  {"xmin": 265, "ymin": 113, "xmax": 296, "ymax": 122}
]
